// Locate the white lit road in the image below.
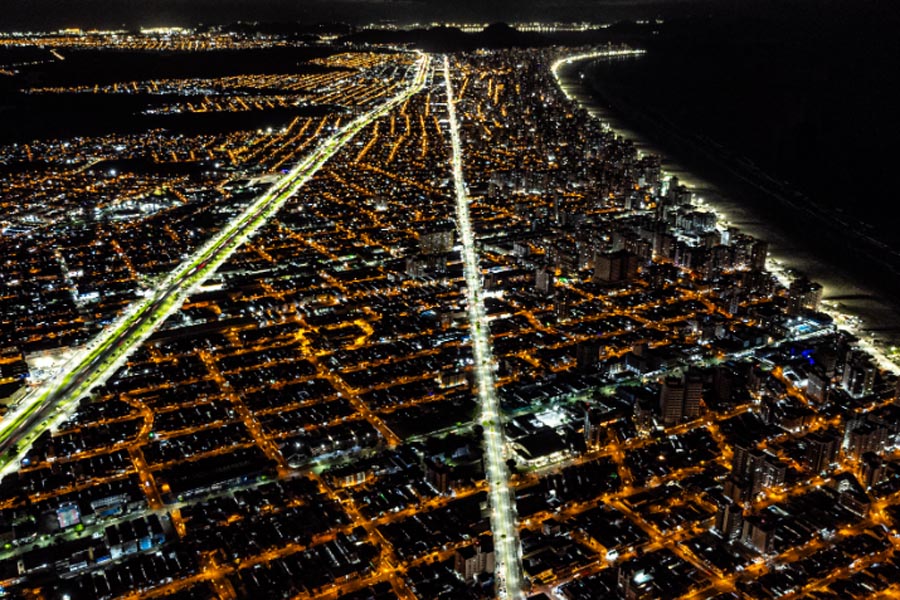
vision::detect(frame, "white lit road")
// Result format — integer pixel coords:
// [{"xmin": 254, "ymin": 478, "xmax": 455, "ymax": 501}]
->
[
  {"xmin": 443, "ymin": 55, "xmax": 525, "ymax": 600},
  {"xmin": 550, "ymin": 47, "xmax": 647, "ymax": 101},
  {"xmin": 0, "ymin": 52, "xmax": 431, "ymax": 472}
]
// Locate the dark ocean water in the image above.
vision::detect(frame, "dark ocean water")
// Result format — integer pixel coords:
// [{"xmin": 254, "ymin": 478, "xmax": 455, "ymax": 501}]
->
[
  {"xmin": 583, "ymin": 12, "xmax": 900, "ymax": 236},
  {"xmin": 557, "ymin": 7, "xmax": 900, "ymax": 346}
]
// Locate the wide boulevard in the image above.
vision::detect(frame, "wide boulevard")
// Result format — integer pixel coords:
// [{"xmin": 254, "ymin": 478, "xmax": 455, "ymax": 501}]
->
[
  {"xmin": 444, "ymin": 55, "xmax": 525, "ymax": 600},
  {"xmin": 0, "ymin": 52, "xmax": 430, "ymax": 471}
]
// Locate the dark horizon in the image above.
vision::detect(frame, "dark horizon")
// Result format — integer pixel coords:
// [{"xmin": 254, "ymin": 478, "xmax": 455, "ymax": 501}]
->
[{"xmin": 0, "ymin": 0, "xmax": 885, "ymax": 32}]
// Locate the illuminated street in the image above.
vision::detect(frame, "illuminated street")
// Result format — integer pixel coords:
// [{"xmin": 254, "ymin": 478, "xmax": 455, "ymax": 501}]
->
[{"xmin": 444, "ymin": 55, "xmax": 525, "ymax": 600}]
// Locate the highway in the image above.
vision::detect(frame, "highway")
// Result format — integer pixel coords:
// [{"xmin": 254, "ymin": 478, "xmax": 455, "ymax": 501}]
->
[
  {"xmin": 443, "ymin": 55, "xmax": 525, "ymax": 600},
  {"xmin": 0, "ymin": 52, "xmax": 431, "ymax": 471}
]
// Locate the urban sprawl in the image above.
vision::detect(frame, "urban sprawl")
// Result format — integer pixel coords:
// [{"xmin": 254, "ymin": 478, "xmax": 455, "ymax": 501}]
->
[{"xmin": 0, "ymin": 28, "xmax": 898, "ymax": 600}]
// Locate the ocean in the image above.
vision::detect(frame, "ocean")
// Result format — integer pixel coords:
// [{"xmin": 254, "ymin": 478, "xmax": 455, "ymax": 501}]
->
[{"xmin": 553, "ymin": 15, "xmax": 900, "ymax": 354}]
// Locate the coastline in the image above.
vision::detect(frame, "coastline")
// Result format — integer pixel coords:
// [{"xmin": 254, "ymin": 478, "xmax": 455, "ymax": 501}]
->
[{"xmin": 551, "ymin": 51, "xmax": 900, "ymax": 374}]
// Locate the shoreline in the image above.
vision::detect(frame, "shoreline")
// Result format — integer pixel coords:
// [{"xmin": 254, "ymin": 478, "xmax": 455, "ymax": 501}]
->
[{"xmin": 551, "ymin": 50, "xmax": 900, "ymax": 374}]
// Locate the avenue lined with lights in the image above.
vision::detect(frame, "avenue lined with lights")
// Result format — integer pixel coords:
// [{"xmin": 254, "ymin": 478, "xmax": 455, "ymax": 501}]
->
[{"xmin": 444, "ymin": 55, "xmax": 525, "ymax": 600}]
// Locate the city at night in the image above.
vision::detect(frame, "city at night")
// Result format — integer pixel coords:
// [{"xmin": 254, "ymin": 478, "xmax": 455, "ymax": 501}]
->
[{"xmin": 2, "ymin": 2, "xmax": 900, "ymax": 599}]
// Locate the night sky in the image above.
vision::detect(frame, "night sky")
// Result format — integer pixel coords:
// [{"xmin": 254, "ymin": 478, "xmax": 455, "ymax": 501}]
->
[
  {"xmin": 7, "ymin": 1, "xmax": 648, "ymax": 30},
  {"xmin": 0, "ymin": 0, "xmax": 838, "ymax": 31}
]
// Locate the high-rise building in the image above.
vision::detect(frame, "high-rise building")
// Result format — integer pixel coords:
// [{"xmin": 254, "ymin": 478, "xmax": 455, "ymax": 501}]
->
[
  {"xmin": 741, "ymin": 515, "xmax": 776, "ymax": 554},
  {"xmin": 425, "ymin": 458, "xmax": 451, "ymax": 494},
  {"xmin": 787, "ymin": 277, "xmax": 823, "ymax": 314},
  {"xmin": 659, "ymin": 376, "xmax": 685, "ymax": 427},
  {"xmin": 731, "ymin": 442, "xmax": 753, "ymax": 478},
  {"xmin": 594, "ymin": 249, "xmax": 640, "ymax": 284},
  {"xmin": 554, "ymin": 288, "xmax": 570, "ymax": 321},
  {"xmin": 861, "ymin": 452, "xmax": 887, "ymax": 489},
  {"xmin": 658, "ymin": 371, "xmax": 702, "ymax": 426},
  {"xmin": 845, "ymin": 419, "xmax": 888, "ymax": 461},
  {"xmin": 576, "ymin": 339, "xmax": 602, "ymax": 373},
  {"xmin": 731, "ymin": 444, "xmax": 786, "ymax": 498},
  {"xmin": 723, "ymin": 476, "xmax": 752, "ymax": 503},
  {"xmin": 535, "ymin": 266, "xmax": 553, "ymax": 295},
  {"xmin": 633, "ymin": 395, "xmax": 657, "ymax": 435},
  {"xmin": 805, "ymin": 368, "xmax": 828, "ymax": 403},
  {"xmin": 713, "ymin": 363, "xmax": 747, "ymax": 407},
  {"xmin": 804, "ymin": 431, "xmax": 838, "ymax": 474},
  {"xmin": 714, "ymin": 496, "xmax": 744, "ymax": 541},
  {"xmin": 454, "ymin": 535, "xmax": 495, "ymax": 581},
  {"xmin": 584, "ymin": 407, "xmax": 603, "ymax": 449},
  {"xmin": 842, "ymin": 352, "xmax": 877, "ymax": 398},
  {"xmin": 653, "ymin": 231, "xmax": 676, "ymax": 260},
  {"xmin": 584, "ymin": 403, "xmax": 625, "ymax": 448},
  {"xmin": 750, "ymin": 453, "xmax": 787, "ymax": 496},
  {"xmin": 750, "ymin": 240, "xmax": 768, "ymax": 271},
  {"xmin": 683, "ymin": 370, "xmax": 703, "ymax": 419}
]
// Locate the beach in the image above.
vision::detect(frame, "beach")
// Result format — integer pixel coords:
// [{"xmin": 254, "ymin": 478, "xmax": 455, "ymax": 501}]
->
[{"xmin": 553, "ymin": 53, "xmax": 900, "ymax": 372}]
